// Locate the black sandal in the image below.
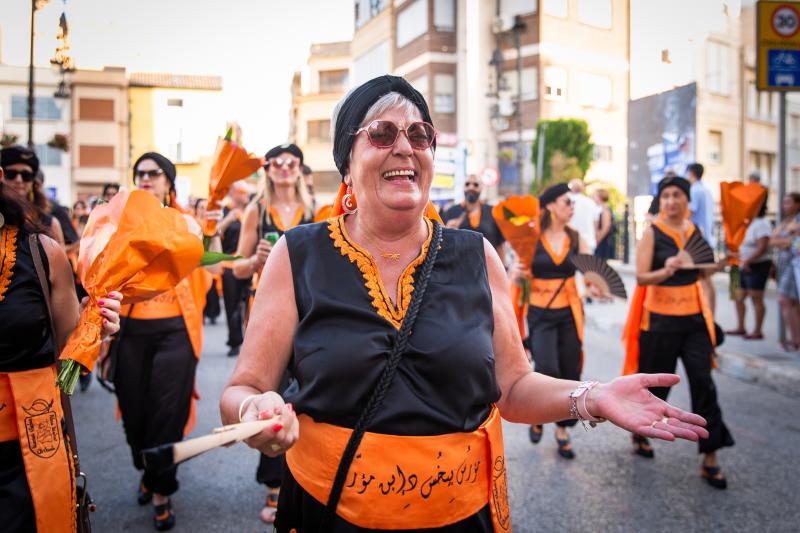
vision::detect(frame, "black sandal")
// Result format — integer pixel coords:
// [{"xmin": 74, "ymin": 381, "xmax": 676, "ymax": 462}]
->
[
  {"xmin": 260, "ymin": 488, "xmax": 279, "ymax": 524},
  {"xmin": 632, "ymin": 434, "xmax": 654, "ymax": 458},
  {"xmin": 528, "ymin": 425, "xmax": 543, "ymax": 444},
  {"xmin": 137, "ymin": 482, "xmax": 152, "ymax": 506},
  {"xmin": 556, "ymin": 437, "xmax": 575, "ymax": 460},
  {"xmin": 153, "ymin": 499, "xmax": 175, "ymax": 531},
  {"xmin": 701, "ymin": 464, "xmax": 728, "ymax": 490}
]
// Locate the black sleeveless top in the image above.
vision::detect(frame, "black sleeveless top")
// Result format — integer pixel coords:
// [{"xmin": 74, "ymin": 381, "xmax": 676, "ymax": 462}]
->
[
  {"xmin": 257, "ymin": 203, "xmax": 312, "ymax": 240},
  {"xmin": 530, "ymin": 228, "xmax": 579, "ymax": 280},
  {"xmin": 647, "ymin": 222, "xmax": 705, "ymax": 332},
  {"xmin": 0, "ymin": 227, "xmax": 54, "ymax": 372},
  {"xmin": 442, "ymin": 203, "xmax": 505, "ymax": 248},
  {"xmin": 283, "ymin": 216, "xmax": 499, "ymax": 436}
]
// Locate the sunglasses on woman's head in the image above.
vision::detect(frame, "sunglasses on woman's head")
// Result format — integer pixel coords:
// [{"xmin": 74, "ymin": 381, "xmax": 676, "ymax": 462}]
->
[
  {"xmin": 134, "ymin": 169, "xmax": 164, "ymax": 180},
  {"xmin": 3, "ymin": 169, "xmax": 35, "ymax": 182},
  {"xmin": 355, "ymin": 120, "xmax": 437, "ymax": 150},
  {"xmin": 269, "ymin": 157, "xmax": 298, "ymax": 170}
]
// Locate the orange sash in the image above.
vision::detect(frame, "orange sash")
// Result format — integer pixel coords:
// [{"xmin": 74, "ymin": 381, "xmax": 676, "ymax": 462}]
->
[
  {"xmin": 0, "ymin": 366, "xmax": 76, "ymax": 532},
  {"xmin": 286, "ymin": 406, "xmax": 511, "ymax": 532},
  {"xmin": 528, "ymin": 277, "xmax": 584, "ymax": 343}
]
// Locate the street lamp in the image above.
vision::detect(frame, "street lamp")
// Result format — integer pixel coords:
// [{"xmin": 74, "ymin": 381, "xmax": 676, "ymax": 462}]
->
[{"xmin": 27, "ymin": 0, "xmax": 51, "ymax": 148}]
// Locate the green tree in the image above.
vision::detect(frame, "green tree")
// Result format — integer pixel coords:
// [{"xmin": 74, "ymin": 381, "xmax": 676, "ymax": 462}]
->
[{"xmin": 531, "ymin": 119, "xmax": 594, "ymax": 194}]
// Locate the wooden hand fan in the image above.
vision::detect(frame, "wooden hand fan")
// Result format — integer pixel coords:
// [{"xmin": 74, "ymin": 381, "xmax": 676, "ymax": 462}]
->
[
  {"xmin": 570, "ymin": 254, "xmax": 627, "ymax": 300},
  {"xmin": 677, "ymin": 231, "xmax": 717, "ymax": 269}
]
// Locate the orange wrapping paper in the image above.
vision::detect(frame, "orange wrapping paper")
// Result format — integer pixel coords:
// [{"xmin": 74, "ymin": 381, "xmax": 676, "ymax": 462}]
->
[
  {"xmin": 203, "ymin": 136, "xmax": 263, "ymax": 237},
  {"xmin": 61, "ymin": 190, "xmax": 204, "ymax": 371},
  {"xmin": 492, "ymin": 196, "xmax": 540, "ymax": 338},
  {"xmin": 720, "ymin": 182, "xmax": 768, "ymax": 265}
]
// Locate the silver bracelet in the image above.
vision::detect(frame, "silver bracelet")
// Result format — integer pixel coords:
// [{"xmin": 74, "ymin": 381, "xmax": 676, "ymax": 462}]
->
[{"xmin": 569, "ymin": 381, "xmax": 606, "ymax": 430}]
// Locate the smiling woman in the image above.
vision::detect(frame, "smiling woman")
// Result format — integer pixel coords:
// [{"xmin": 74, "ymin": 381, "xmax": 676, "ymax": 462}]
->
[{"xmin": 220, "ymin": 75, "xmax": 709, "ymax": 533}]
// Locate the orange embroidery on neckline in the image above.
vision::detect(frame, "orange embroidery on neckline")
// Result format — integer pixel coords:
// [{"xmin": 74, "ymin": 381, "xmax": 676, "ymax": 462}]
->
[
  {"xmin": 653, "ymin": 219, "xmax": 695, "ymax": 249},
  {"xmin": 540, "ymin": 233, "xmax": 570, "ymax": 266},
  {"xmin": 269, "ymin": 206, "xmax": 304, "ymax": 232},
  {"xmin": 328, "ymin": 215, "xmax": 434, "ymax": 330},
  {"xmin": 0, "ymin": 226, "xmax": 19, "ymax": 302}
]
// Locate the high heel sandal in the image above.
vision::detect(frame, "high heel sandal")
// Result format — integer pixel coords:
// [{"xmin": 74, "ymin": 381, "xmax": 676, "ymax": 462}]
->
[
  {"xmin": 528, "ymin": 424, "xmax": 543, "ymax": 444},
  {"xmin": 632, "ymin": 434, "xmax": 654, "ymax": 458},
  {"xmin": 556, "ymin": 436, "xmax": 575, "ymax": 460},
  {"xmin": 260, "ymin": 488, "xmax": 280, "ymax": 524},
  {"xmin": 153, "ymin": 499, "xmax": 175, "ymax": 531},
  {"xmin": 137, "ymin": 482, "xmax": 152, "ymax": 506},
  {"xmin": 701, "ymin": 464, "xmax": 728, "ymax": 490}
]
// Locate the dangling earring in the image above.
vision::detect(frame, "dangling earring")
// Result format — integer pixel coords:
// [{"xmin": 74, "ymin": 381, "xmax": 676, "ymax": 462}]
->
[{"xmin": 342, "ymin": 185, "xmax": 357, "ymax": 214}]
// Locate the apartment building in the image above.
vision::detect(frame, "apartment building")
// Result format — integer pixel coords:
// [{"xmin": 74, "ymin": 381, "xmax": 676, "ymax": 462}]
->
[
  {"xmin": 129, "ymin": 72, "xmax": 225, "ymax": 202},
  {"xmin": 289, "ymin": 41, "xmax": 351, "ymax": 201},
  {"xmin": 0, "ymin": 64, "xmax": 72, "ymax": 202},
  {"xmin": 70, "ymin": 66, "xmax": 129, "ymax": 201}
]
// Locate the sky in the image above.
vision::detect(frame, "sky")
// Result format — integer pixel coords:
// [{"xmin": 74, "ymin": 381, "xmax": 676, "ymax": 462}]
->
[{"xmin": 0, "ymin": 0, "xmax": 354, "ymax": 151}]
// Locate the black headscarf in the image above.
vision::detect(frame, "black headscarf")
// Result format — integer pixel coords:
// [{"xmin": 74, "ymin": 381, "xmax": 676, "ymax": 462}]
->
[
  {"xmin": 264, "ymin": 143, "xmax": 304, "ymax": 164},
  {"xmin": 657, "ymin": 176, "xmax": 691, "ymax": 200},
  {"xmin": 539, "ymin": 183, "xmax": 571, "ymax": 207},
  {"xmin": 133, "ymin": 152, "xmax": 176, "ymax": 185},
  {"xmin": 0, "ymin": 145, "xmax": 40, "ymax": 175},
  {"xmin": 332, "ymin": 75, "xmax": 435, "ymax": 177}
]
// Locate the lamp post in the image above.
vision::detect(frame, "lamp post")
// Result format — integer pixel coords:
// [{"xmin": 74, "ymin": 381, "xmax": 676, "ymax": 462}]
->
[{"xmin": 27, "ymin": 0, "xmax": 51, "ymax": 148}]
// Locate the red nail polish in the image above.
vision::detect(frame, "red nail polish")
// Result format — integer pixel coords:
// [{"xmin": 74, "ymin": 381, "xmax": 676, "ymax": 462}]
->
[
  {"xmin": 103, "ymin": 319, "xmax": 108, "ymax": 325},
  {"xmin": 272, "ymin": 424, "xmax": 283, "ymax": 432},
  {"xmin": 98, "ymin": 299, "xmax": 105, "ymax": 306}
]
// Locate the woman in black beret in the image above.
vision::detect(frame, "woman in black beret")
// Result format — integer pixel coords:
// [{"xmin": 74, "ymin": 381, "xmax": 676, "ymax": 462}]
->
[
  {"xmin": 220, "ymin": 75, "xmax": 708, "ymax": 532},
  {"xmin": 621, "ymin": 176, "xmax": 734, "ymax": 489},
  {"xmin": 511, "ymin": 182, "xmax": 601, "ymax": 459}
]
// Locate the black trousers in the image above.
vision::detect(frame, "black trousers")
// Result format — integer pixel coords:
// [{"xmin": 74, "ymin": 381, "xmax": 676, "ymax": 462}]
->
[
  {"xmin": 639, "ymin": 327, "xmax": 735, "ymax": 454},
  {"xmin": 112, "ymin": 317, "xmax": 197, "ymax": 495},
  {"xmin": 0, "ymin": 441, "xmax": 35, "ymax": 533},
  {"xmin": 256, "ymin": 454, "xmax": 285, "ymax": 489},
  {"xmin": 222, "ymin": 268, "xmax": 250, "ymax": 348},
  {"xmin": 527, "ymin": 307, "xmax": 581, "ymax": 427},
  {"xmin": 204, "ymin": 278, "xmax": 221, "ymax": 321}
]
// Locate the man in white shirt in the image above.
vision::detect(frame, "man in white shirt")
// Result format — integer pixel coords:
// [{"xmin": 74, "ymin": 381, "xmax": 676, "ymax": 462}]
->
[{"xmin": 568, "ymin": 178, "xmax": 600, "ymax": 253}]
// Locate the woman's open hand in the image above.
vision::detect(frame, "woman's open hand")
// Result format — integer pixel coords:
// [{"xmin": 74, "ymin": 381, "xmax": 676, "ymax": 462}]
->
[
  {"xmin": 241, "ymin": 391, "xmax": 299, "ymax": 457},
  {"xmin": 587, "ymin": 373, "xmax": 709, "ymax": 442}
]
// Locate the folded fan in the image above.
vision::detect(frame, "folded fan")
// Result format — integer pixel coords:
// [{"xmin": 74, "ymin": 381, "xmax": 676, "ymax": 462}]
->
[
  {"xmin": 570, "ymin": 254, "xmax": 627, "ymax": 300},
  {"xmin": 677, "ymin": 231, "xmax": 716, "ymax": 269},
  {"xmin": 141, "ymin": 417, "xmax": 279, "ymax": 472}
]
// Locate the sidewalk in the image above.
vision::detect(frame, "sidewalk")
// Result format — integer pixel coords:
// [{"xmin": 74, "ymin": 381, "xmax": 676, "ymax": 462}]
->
[{"xmin": 584, "ymin": 261, "xmax": 800, "ymax": 398}]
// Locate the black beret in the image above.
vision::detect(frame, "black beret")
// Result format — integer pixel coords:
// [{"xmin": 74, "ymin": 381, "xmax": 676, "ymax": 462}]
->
[
  {"xmin": 265, "ymin": 143, "xmax": 303, "ymax": 165},
  {"xmin": 657, "ymin": 176, "xmax": 691, "ymax": 200},
  {"xmin": 539, "ymin": 183, "xmax": 571, "ymax": 207},
  {"xmin": 1, "ymin": 145, "xmax": 39, "ymax": 175},
  {"xmin": 133, "ymin": 152, "xmax": 176, "ymax": 184},
  {"xmin": 332, "ymin": 75, "xmax": 435, "ymax": 177}
]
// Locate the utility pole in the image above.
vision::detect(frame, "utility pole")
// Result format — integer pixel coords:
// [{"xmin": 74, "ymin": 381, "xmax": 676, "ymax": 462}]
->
[
  {"xmin": 512, "ymin": 16, "xmax": 526, "ymax": 195},
  {"xmin": 27, "ymin": 0, "xmax": 36, "ymax": 148}
]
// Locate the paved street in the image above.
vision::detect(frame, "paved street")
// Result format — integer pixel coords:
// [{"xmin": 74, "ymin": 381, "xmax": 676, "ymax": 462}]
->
[{"xmin": 72, "ymin": 274, "xmax": 799, "ymax": 533}]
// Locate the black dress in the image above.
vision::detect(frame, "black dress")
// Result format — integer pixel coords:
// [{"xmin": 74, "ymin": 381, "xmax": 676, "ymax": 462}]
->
[
  {"xmin": 0, "ymin": 227, "xmax": 54, "ymax": 533},
  {"xmin": 275, "ymin": 216, "xmax": 500, "ymax": 532}
]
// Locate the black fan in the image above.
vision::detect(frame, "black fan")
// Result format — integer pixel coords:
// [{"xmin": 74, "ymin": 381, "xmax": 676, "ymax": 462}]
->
[
  {"xmin": 677, "ymin": 231, "xmax": 716, "ymax": 269},
  {"xmin": 570, "ymin": 254, "xmax": 627, "ymax": 300}
]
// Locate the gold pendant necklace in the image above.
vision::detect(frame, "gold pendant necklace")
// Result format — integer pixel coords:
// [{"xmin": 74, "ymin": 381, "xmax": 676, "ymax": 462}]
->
[{"xmin": 359, "ymin": 227, "xmax": 403, "ymax": 262}]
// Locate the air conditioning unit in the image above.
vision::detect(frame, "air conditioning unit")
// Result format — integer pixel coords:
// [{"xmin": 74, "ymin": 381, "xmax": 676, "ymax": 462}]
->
[
  {"xmin": 497, "ymin": 99, "xmax": 515, "ymax": 117},
  {"xmin": 493, "ymin": 15, "xmax": 515, "ymax": 34}
]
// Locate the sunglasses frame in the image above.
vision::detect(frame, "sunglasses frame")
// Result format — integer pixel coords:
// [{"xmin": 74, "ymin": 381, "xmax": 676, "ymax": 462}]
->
[
  {"xmin": 355, "ymin": 120, "xmax": 437, "ymax": 150},
  {"xmin": 134, "ymin": 169, "xmax": 165, "ymax": 180},
  {"xmin": 268, "ymin": 157, "xmax": 299, "ymax": 170},
  {"xmin": 3, "ymin": 169, "xmax": 36, "ymax": 182}
]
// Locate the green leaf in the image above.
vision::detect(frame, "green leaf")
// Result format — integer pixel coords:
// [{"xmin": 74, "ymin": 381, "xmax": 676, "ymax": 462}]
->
[
  {"xmin": 502, "ymin": 206, "xmax": 516, "ymax": 220},
  {"xmin": 200, "ymin": 251, "xmax": 241, "ymax": 266},
  {"xmin": 224, "ymin": 127, "xmax": 233, "ymax": 141}
]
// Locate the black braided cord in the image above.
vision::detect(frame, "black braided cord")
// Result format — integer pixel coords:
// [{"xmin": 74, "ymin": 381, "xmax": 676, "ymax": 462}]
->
[{"xmin": 319, "ymin": 221, "xmax": 443, "ymax": 531}]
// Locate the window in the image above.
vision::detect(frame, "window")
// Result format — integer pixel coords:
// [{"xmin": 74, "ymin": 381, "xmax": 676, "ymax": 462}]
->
[
  {"xmin": 708, "ymin": 131, "xmax": 723, "ymax": 164},
  {"xmin": 34, "ymin": 144, "xmax": 63, "ymax": 167},
  {"xmin": 434, "ymin": 0, "xmax": 455, "ymax": 31},
  {"xmin": 79, "ymin": 145, "xmax": 114, "ymax": 168},
  {"xmin": 543, "ymin": 0, "xmax": 567, "ymax": 18},
  {"xmin": 397, "ymin": 0, "xmax": 428, "ymax": 48},
  {"xmin": 544, "ymin": 67, "xmax": 567, "ymax": 101},
  {"xmin": 706, "ymin": 41, "xmax": 731, "ymax": 96},
  {"xmin": 408, "ymin": 75, "xmax": 429, "ymax": 104},
  {"xmin": 501, "ymin": 0, "xmax": 537, "ymax": 17},
  {"xmin": 79, "ymin": 98, "xmax": 114, "ymax": 121},
  {"xmin": 319, "ymin": 69, "xmax": 349, "ymax": 93},
  {"xmin": 167, "ymin": 99, "xmax": 183, "ymax": 107},
  {"xmin": 434, "ymin": 74, "xmax": 455, "ymax": 113},
  {"xmin": 578, "ymin": 0, "xmax": 611, "ymax": 29},
  {"xmin": 307, "ymin": 119, "xmax": 331, "ymax": 143},
  {"xmin": 502, "ymin": 67, "xmax": 538, "ymax": 101},
  {"xmin": 593, "ymin": 145, "xmax": 612, "ymax": 162},
  {"xmin": 790, "ymin": 114, "xmax": 800, "ymax": 147},
  {"xmin": 354, "ymin": 40, "xmax": 391, "ymax": 85},
  {"xmin": 11, "ymin": 95, "xmax": 61, "ymax": 120},
  {"xmin": 749, "ymin": 151, "xmax": 775, "ymax": 186},
  {"xmin": 355, "ymin": 0, "xmax": 388, "ymax": 29},
  {"xmin": 747, "ymin": 80, "xmax": 778, "ymax": 121},
  {"xmin": 578, "ymin": 73, "xmax": 612, "ymax": 108}
]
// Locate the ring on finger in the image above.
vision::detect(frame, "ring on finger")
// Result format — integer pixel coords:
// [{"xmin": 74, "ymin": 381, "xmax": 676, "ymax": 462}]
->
[{"xmin": 270, "ymin": 444, "xmax": 282, "ymax": 452}]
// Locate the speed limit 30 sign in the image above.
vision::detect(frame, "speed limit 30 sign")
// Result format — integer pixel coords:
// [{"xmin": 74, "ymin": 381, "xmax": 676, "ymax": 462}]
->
[{"xmin": 758, "ymin": 1, "xmax": 800, "ymax": 90}]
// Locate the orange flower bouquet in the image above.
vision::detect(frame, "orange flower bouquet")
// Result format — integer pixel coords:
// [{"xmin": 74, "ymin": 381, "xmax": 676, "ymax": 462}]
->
[
  {"xmin": 203, "ymin": 128, "xmax": 263, "ymax": 241},
  {"xmin": 56, "ymin": 190, "xmax": 207, "ymax": 394},
  {"xmin": 492, "ymin": 196, "xmax": 540, "ymax": 336},
  {"xmin": 720, "ymin": 182, "xmax": 767, "ymax": 298}
]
